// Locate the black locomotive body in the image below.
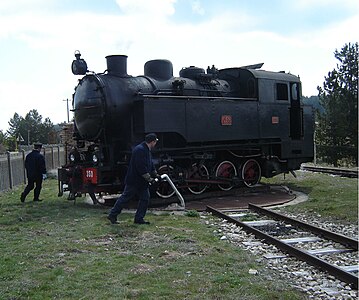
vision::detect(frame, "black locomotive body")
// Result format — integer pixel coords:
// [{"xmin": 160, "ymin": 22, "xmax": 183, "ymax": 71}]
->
[{"xmin": 58, "ymin": 53, "xmax": 314, "ymax": 201}]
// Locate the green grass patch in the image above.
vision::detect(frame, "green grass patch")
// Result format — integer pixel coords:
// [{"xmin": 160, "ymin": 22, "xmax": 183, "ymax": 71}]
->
[
  {"xmin": 185, "ymin": 209, "xmax": 200, "ymax": 217},
  {"xmin": 0, "ymin": 179, "xmax": 306, "ymax": 299},
  {"xmin": 262, "ymin": 170, "xmax": 358, "ymax": 223}
]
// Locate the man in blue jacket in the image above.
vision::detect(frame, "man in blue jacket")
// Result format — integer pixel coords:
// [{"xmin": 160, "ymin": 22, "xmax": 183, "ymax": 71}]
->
[
  {"xmin": 20, "ymin": 143, "xmax": 47, "ymax": 202},
  {"xmin": 107, "ymin": 133, "xmax": 159, "ymax": 225}
]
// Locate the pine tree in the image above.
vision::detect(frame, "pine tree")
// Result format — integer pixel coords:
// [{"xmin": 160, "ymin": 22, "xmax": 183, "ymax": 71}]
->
[
  {"xmin": 7, "ymin": 110, "xmax": 55, "ymax": 145},
  {"xmin": 316, "ymin": 42, "xmax": 358, "ymax": 166}
]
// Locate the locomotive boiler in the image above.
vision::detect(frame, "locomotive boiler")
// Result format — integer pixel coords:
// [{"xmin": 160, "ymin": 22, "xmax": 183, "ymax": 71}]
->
[{"xmin": 58, "ymin": 51, "xmax": 314, "ymax": 203}]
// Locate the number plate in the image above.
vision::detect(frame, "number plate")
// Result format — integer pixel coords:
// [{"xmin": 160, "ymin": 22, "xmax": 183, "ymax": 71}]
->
[{"xmin": 82, "ymin": 168, "xmax": 98, "ymax": 184}]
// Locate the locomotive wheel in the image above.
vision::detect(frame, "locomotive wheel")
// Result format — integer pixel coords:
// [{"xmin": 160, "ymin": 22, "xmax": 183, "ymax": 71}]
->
[
  {"xmin": 156, "ymin": 165, "xmax": 176, "ymax": 198},
  {"xmin": 215, "ymin": 160, "xmax": 237, "ymax": 191},
  {"xmin": 187, "ymin": 163, "xmax": 210, "ymax": 195},
  {"xmin": 241, "ymin": 159, "xmax": 261, "ymax": 187}
]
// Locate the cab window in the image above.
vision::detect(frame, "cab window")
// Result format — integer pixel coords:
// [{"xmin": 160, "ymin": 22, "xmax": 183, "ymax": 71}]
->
[
  {"xmin": 291, "ymin": 83, "xmax": 300, "ymax": 100},
  {"xmin": 276, "ymin": 83, "xmax": 288, "ymax": 100}
]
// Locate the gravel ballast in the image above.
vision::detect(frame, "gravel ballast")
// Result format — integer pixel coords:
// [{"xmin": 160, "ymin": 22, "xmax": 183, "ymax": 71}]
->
[{"xmin": 201, "ymin": 209, "xmax": 358, "ymax": 300}]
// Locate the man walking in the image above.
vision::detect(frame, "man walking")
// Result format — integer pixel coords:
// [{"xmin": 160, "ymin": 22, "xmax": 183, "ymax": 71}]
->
[
  {"xmin": 107, "ymin": 133, "xmax": 159, "ymax": 225},
  {"xmin": 20, "ymin": 143, "xmax": 47, "ymax": 202}
]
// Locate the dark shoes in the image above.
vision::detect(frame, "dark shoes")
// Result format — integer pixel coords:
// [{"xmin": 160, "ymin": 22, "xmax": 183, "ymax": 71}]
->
[
  {"xmin": 107, "ymin": 215, "xmax": 150, "ymax": 225},
  {"xmin": 107, "ymin": 215, "xmax": 119, "ymax": 224},
  {"xmin": 20, "ymin": 194, "xmax": 43, "ymax": 202},
  {"xmin": 134, "ymin": 220, "xmax": 150, "ymax": 225}
]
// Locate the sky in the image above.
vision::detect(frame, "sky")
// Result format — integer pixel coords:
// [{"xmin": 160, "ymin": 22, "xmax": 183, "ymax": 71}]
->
[{"xmin": 0, "ymin": 0, "xmax": 358, "ymax": 132}]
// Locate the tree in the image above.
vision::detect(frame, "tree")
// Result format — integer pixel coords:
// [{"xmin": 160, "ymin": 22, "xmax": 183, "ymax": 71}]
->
[
  {"xmin": 39, "ymin": 117, "xmax": 55, "ymax": 143},
  {"xmin": 316, "ymin": 42, "xmax": 358, "ymax": 166},
  {"xmin": 7, "ymin": 113, "xmax": 24, "ymax": 140},
  {"xmin": 0, "ymin": 130, "xmax": 6, "ymax": 143},
  {"xmin": 0, "ymin": 130, "xmax": 8, "ymax": 153},
  {"xmin": 7, "ymin": 109, "xmax": 55, "ymax": 145}
]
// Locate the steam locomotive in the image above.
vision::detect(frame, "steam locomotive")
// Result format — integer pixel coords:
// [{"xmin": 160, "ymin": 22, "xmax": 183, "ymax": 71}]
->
[{"xmin": 57, "ymin": 51, "xmax": 314, "ymax": 203}]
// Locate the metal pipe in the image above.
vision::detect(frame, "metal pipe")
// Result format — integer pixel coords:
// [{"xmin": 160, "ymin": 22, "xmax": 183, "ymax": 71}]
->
[{"xmin": 159, "ymin": 174, "xmax": 185, "ymax": 208}]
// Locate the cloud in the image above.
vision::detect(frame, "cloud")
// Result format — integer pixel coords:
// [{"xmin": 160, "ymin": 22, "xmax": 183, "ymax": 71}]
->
[
  {"xmin": 0, "ymin": 80, "xmax": 70, "ymax": 131},
  {"xmin": 0, "ymin": 0, "xmax": 358, "ymax": 131},
  {"xmin": 191, "ymin": 1, "xmax": 205, "ymax": 15},
  {"xmin": 116, "ymin": 0, "xmax": 176, "ymax": 17},
  {"xmin": 0, "ymin": 0, "xmax": 54, "ymax": 14},
  {"xmin": 293, "ymin": 0, "xmax": 359, "ymax": 10}
]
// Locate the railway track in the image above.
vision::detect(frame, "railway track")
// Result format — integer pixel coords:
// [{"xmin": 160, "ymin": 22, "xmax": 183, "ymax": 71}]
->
[
  {"xmin": 301, "ymin": 165, "xmax": 358, "ymax": 178},
  {"xmin": 207, "ymin": 204, "xmax": 358, "ymax": 289}
]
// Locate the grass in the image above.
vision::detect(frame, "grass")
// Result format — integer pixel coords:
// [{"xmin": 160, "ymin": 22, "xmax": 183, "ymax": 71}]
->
[
  {"xmin": 262, "ymin": 170, "xmax": 358, "ymax": 223},
  {"xmin": 1, "ymin": 170, "xmax": 357, "ymax": 299},
  {"xmin": 0, "ymin": 180, "xmax": 305, "ymax": 299}
]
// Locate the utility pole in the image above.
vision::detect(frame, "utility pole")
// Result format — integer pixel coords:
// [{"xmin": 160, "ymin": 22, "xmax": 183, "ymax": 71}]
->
[{"xmin": 63, "ymin": 98, "xmax": 70, "ymax": 123}]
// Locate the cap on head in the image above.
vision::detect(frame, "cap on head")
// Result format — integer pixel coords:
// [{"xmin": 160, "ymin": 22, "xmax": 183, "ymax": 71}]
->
[
  {"xmin": 145, "ymin": 133, "xmax": 158, "ymax": 143},
  {"xmin": 34, "ymin": 143, "xmax": 42, "ymax": 150}
]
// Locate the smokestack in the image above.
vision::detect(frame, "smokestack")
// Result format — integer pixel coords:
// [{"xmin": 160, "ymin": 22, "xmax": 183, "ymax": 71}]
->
[{"xmin": 106, "ymin": 55, "xmax": 128, "ymax": 77}]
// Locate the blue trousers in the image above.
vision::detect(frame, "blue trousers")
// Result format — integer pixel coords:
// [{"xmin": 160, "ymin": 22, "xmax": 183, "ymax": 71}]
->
[{"xmin": 109, "ymin": 185, "xmax": 150, "ymax": 222}]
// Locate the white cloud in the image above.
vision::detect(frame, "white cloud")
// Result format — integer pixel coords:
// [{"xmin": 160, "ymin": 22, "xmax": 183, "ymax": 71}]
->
[
  {"xmin": 293, "ymin": 0, "xmax": 359, "ymax": 10},
  {"xmin": 0, "ymin": 0, "xmax": 53, "ymax": 13},
  {"xmin": 0, "ymin": 1, "xmax": 358, "ymax": 131},
  {"xmin": 191, "ymin": 1, "xmax": 205, "ymax": 15},
  {"xmin": 0, "ymin": 80, "xmax": 70, "ymax": 130},
  {"xmin": 116, "ymin": 0, "xmax": 176, "ymax": 17}
]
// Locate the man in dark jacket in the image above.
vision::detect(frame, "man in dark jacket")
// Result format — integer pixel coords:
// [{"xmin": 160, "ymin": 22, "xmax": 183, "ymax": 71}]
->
[
  {"xmin": 20, "ymin": 143, "xmax": 47, "ymax": 202},
  {"xmin": 107, "ymin": 133, "xmax": 159, "ymax": 225}
]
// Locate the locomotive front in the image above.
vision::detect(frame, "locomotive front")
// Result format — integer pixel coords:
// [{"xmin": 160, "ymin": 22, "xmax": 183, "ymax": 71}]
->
[
  {"xmin": 73, "ymin": 54, "xmax": 153, "ymax": 142},
  {"xmin": 73, "ymin": 73, "xmax": 106, "ymax": 141},
  {"xmin": 59, "ymin": 54, "xmax": 154, "ymax": 201}
]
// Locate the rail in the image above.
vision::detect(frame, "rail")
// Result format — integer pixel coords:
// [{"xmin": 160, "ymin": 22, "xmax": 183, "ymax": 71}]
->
[
  {"xmin": 301, "ymin": 165, "xmax": 358, "ymax": 178},
  {"xmin": 249, "ymin": 203, "xmax": 358, "ymax": 249},
  {"xmin": 206, "ymin": 205, "xmax": 358, "ymax": 289}
]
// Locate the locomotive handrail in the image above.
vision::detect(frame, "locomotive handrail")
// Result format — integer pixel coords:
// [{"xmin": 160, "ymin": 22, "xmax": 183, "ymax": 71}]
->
[
  {"xmin": 159, "ymin": 174, "xmax": 185, "ymax": 208},
  {"xmin": 139, "ymin": 95, "xmax": 258, "ymax": 101},
  {"xmin": 71, "ymin": 104, "xmax": 102, "ymax": 111},
  {"xmin": 151, "ymin": 144, "xmax": 265, "ymax": 154}
]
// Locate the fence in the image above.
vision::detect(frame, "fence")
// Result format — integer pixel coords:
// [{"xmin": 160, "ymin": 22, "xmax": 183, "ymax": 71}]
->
[{"xmin": 0, "ymin": 145, "xmax": 66, "ymax": 192}]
